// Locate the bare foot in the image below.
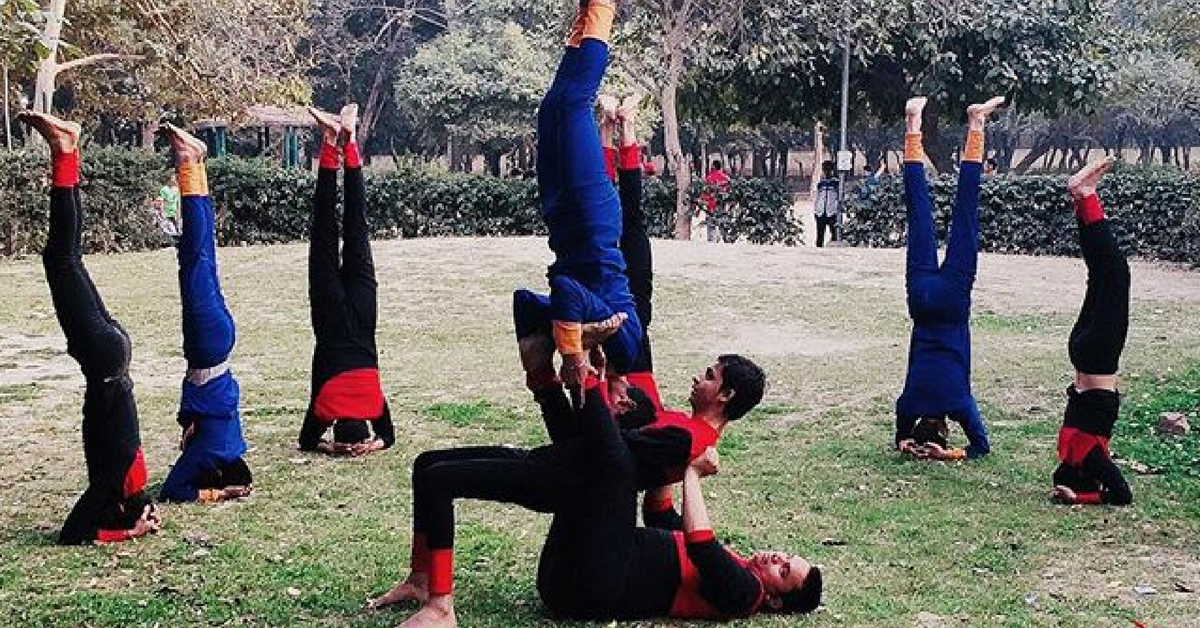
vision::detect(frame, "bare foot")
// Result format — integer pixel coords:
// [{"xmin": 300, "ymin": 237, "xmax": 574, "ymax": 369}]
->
[
  {"xmin": 581, "ymin": 312, "xmax": 627, "ymax": 348},
  {"xmin": 596, "ymin": 95, "xmax": 619, "ymax": 124},
  {"xmin": 369, "ymin": 574, "xmax": 430, "ymax": 609},
  {"xmin": 16, "ymin": 111, "xmax": 81, "ymax": 154},
  {"xmin": 616, "ymin": 94, "xmax": 640, "ymax": 123},
  {"xmin": 396, "ymin": 595, "xmax": 455, "ymax": 628},
  {"xmin": 1066, "ymin": 157, "xmax": 1114, "ymax": 199},
  {"xmin": 307, "ymin": 106, "xmax": 341, "ymax": 146},
  {"xmin": 966, "ymin": 96, "xmax": 1006, "ymax": 130},
  {"xmin": 518, "ymin": 333, "xmax": 554, "ymax": 374},
  {"xmin": 340, "ymin": 103, "xmax": 358, "ymax": 145},
  {"xmin": 159, "ymin": 122, "xmax": 207, "ymax": 163},
  {"xmin": 904, "ymin": 97, "xmax": 927, "ymax": 134}
]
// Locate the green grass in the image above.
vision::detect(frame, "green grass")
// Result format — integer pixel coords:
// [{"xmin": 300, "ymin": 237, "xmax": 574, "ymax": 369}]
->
[{"xmin": 1, "ymin": 238, "xmax": 1199, "ymax": 627}]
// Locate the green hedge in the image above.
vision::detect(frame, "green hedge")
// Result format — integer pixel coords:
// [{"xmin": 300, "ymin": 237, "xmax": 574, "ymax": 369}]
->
[
  {"xmin": 843, "ymin": 166, "xmax": 1200, "ymax": 265},
  {"xmin": 1, "ymin": 149, "xmax": 801, "ymax": 256}
]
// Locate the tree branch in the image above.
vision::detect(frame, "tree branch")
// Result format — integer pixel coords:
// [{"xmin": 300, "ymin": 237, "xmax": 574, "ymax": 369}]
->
[{"xmin": 56, "ymin": 52, "xmax": 143, "ymax": 74}]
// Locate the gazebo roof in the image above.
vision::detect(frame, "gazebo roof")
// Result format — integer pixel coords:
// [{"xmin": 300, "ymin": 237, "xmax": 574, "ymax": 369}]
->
[{"xmin": 194, "ymin": 104, "xmax": 317, "ymax": 130}]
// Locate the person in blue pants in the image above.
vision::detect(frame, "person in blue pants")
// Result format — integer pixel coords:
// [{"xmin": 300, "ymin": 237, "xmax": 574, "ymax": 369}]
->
[
  {"xmin": 512, "ymin": 0, "xmax": 643, "ymax": 398},
  {"xmin": 158, "ymin": 123, "xmax": 252, "ymax": 503},
  {"xmin": 893, "ymin": 96, "xmax": 1004, "ymax": 462}
]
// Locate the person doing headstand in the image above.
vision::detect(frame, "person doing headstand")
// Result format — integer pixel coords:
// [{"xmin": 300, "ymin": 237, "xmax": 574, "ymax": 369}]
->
[
  {"xmin": 1050, "ymin": 158, "xmax": 1133, "ymax": 506},
  {"xmin": 511, "ymin": 0, "xmax": 644, "ymax": 397},
  {"xmin": 297, "ymin": 104, "xmax": 395, "ymax": 456},
  {"xmin": 19, "ymin": 111, "xmax": 161, "ymax": 544},
  {"xmin": 157, "ymin": 123, "xmax": 252, "ymax": 503},
  {"xmin": 894, "ymin": 96, "xmax": 1003, "ymax": 461}
]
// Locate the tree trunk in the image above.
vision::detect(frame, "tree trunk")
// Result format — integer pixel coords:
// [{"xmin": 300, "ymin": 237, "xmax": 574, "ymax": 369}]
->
[
  {"xmin": 1013, "ymin": 137, "xmax": 1052, "ymax": 174},
  {"xmin": 922, "ymin": 113, "xmax": 952, "ymax": 174},
  {"xmin": 33, "ymin": 0, "xmax": 68, "ymax": 113},
  {"xmin": 661, "ymin": 72, "xmax": 690, "ymax": 240}
]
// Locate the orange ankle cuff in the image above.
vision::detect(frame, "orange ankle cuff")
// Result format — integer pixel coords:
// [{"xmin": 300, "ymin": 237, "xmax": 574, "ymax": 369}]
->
[
  {"xmin": 904, "ymin": 133, "xmax": 925, "ymax": 163},
  {"xmin": 178, "ymin": 162, "xmax": 209, "ymax": 197},
  {"xmin": 963, "ymin": 130, "xmax": 985, "ymax": 163},
  {"xmin": 580, "ymin": 1, "xmax": 616, "ymax": 44},
  {"xmin": 552, "ymin": 321, "xmax": 583, "ymax": 356}
]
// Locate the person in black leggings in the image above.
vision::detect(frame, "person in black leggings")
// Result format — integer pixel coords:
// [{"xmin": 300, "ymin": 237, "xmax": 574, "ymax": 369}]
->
[
  {"xmin": 19, "ymin": 111, "xmax": 161, "ymax": 544},
  {"xmin": 369, "ymin": 375, "xmax": 821, "ymax": 627},
  {"xmin": 297, "ymin": 104, "xmax": 394, "ymax": 456},
  {"xmin": 1051, "ymin": 158, "xmax": 1133, "ymax": 506}
]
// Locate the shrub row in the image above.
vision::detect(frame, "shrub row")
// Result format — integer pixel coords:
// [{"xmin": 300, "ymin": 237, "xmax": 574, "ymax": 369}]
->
[
  {"xmin": 842, "ymin": 165, "xmax": 1200, "ymax": 265},
  {"xmin": 0, "ymin": 149, "xmax": 800, "ymax": 256}
]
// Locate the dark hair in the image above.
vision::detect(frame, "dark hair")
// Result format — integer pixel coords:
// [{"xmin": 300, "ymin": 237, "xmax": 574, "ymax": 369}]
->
[
  {"xmin": 717, "ymin": 354, "xmax": 765, "ymax": 420},
  {"xmin": 821, "ymin": 159, "xmax": 835, "ymax": 175},
  {"xmin": 775, "ymin": 565, "xmax": 822, "ymax": 614},
  {"xmin": 711, "ymin": 160, "xmax": 723, "ymax": 171},
  {"xmin": 333, "ymin": 419, "xmax": 371, "ymax": 444},
  {"xmin": 985, "ymin": 157, "xmax": 998, "ymax": 168},
  {"xmin": 912, "ymin": 417, "xmax": 949, "ymax": 448},
  {"xmin": 616, "ymin": 385, "xmax": 656, "ymax": 430}
]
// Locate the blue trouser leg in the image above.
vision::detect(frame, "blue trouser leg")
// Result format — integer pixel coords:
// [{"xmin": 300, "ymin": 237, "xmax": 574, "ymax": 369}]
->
[
  {"xmin": 160, "ymin": 443, "xmax": 214, "ymax": 502},
  {"xmin": 179, "ymin": 194, "xmax": 235, "ymax": 369},
  {"xmin": 903, "ymin": 162, "xmax": 938, "ymax": 276},
  {"xmin": 513, "ymin": 289, "xmax": 552, "ymax": 339},
  {"xmin": 942, "ymin": 161, "xmax": 982, "ymax": 282}
]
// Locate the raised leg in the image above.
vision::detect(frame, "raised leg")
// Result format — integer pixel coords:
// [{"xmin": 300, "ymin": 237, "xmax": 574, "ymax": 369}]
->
[{"xmin": 902, "ymin": 97, "xmax": 938, "ymax": 275}]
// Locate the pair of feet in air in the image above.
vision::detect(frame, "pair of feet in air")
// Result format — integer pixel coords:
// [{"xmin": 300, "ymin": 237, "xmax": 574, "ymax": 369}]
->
[
  {"xmin": 597, "ymin": 93, "xmax": 640, "ymax": 126},
  {"xmin": 903, "ymin": 94, "xmax": 1114, "ymax": 205},
  {"xmin": 20, "ymin": 110, "xmax": 208, "ymax": 163},
  {"xmin": 308, "ymin": 104, "xmax": 358, "ymax": 147}
]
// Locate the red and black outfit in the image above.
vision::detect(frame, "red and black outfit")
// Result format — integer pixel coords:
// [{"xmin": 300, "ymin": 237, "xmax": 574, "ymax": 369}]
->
[
  {"xmin": 298, "ymin": 143, "xmax": 395, "ymax": 450},
  {"xmin": 407, "ymin": 380, "xmax": 721, "ymax": 599},
  {"xmin": 43, "ymin": 152, "xmax": 152, "ymax": 544},
  {"xmin": 1053, "ymin": 194, "xmax": 1132, "ymax": 506},
  {"xmin": 410, "ymin": 386, "xmax": 764, "ymax": 620}
]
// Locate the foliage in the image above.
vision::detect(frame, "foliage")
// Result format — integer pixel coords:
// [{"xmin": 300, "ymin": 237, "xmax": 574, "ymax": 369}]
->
[
  {"xmin": 1118, "ymin": 364, "xmax": 1200, "ymax": 490},
  {"xmin": 392, "ymin": 19, "xmax": 550, "ymax": 173},
  {"xmin": 0, "ymin": 148, "xmax": 167, "ymax": 256},
  {"xmin": 642, "ymin": 176, "xmax": 804, "ymax": 245},
  {"xmin": 842, "ymin": 164, "xmax": 1200, "ymax": 264}
]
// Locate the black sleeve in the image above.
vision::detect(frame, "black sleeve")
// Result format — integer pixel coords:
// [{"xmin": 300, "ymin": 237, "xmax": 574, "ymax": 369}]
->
[
  {"xmin": 535, "ymin": 385, "xmax": 577, "ymax": 443},
  {"xmin": 1082, "ymin": 446, "xmax": 1133, "ymax": 505},
  {"xmin": 642, "ymin": 496, "xmax": 684, "ymax": 531},
  {"xmin": 373, "ymin": 403, "xmax": 395, "ymax": 449},
  {"xmin": 688, "ymin": 537, "xmax": 765, "ymax": 617},
  {"xmin": 895, "ymin": 413, "xmax": 916, "ymax": 448},
  {"xmin": 622, "ymin": 425, "xmax": 692, "ymax": 485},
  {"xmin": 298, "ymin": 407, "xmax": 327, "ymax": 451},
  {"xmin": 617, "ymin": 167, "xmax": 652, "ymax": 333}
]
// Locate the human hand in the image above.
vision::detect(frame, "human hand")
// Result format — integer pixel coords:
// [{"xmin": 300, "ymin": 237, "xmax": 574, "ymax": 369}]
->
[
  {"xmin": 316, "ymin": 441, "xmax": 354, "ymax": 456},
  {"xmin": 917, "ymin": 442, "xmax": 946, "ymax": 460},
  {"xmin": 690, "ymin": 446, "xmax": 721, "ymax": 477},
  {"xmin": 349, "ymin": 438, "xmax": 385, "ymax": 457},
  {"xmin": 130, "ymin": 505, "xmax": 162, "ymax": 538},
  {"xmin": 559, "ymin": 353, "xmax": 597, "ymax": 406},
  {"xmin": 1051, "ymin": 485, "xmax": 1077, "ymax": 503},
  {"xmin": 221, "ymin": 485, "xmax": 252, "ymax": 500},
  {"xmin": 898, "ymin": 439, "xmax": 920, "ymax": 456}
]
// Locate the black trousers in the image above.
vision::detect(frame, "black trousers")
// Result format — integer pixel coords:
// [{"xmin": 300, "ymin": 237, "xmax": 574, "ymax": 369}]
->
[
  {"xmin": 617, "ymin": 168, "xmax": 653, "ymax": 373},
  {"xmin": 308, "ymin": 165, "xmax": 379, "ymax": 388},
  {"xmin": 815, "ymin": 214, "xmax": 839, "ymax": 247},
  {"xmin": 44, "ymin": 186, "xmax": 146, "ymax": 544},
  {"xmin": 1068, "ymin": 219, "xmax": 1130, "ymax": 376}
]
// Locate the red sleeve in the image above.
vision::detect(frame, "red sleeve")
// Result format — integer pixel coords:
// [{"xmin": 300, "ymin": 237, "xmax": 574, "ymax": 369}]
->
[
  {"xmin": 687, "ymin": 529, "xmax": 716, "ymax": 544},
  {"xmin": 1073, "ymin": 492, "xmax": 1103, "ymax": 505}
]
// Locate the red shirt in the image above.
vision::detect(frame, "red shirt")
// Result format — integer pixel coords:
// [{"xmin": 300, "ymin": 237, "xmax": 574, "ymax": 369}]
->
[
  {"xmin": 314, "ymin": 367, "xmax": 386, "ymax": 422},
  {"xmin": 669, "ymin": 531, "xmax": 764, "ymax": 619}
]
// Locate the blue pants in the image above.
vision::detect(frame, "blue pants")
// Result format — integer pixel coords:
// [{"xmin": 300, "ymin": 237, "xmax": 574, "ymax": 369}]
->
[
  {"xmin": 520, "ymin": 39, "xmax": 642, "ymax": 372},
  {"xmin": 179, "ymin": 195, "xmax": 235, "ymax": 369},
  {"xmin": 903, "ymin": 161, "xmax": 981, "ymax": 323},
  {"xmin": 162, "ymin": 192, "xmax": 248, "ymax": 502}
]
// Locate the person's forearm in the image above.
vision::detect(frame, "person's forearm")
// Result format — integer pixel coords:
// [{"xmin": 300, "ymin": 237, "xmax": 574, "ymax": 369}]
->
[{"xmin": 681, "ymin": 468, "xmax": 712, "ymax": 534}]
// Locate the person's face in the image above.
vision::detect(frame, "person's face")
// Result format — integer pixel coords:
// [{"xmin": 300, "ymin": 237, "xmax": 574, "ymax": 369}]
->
[
  {"xmin": 748, "ymin": 551, "xmax": 810, "ymax": 595},
  {"xmin": 608, "ymin": 376, "xmax": 637, "ymax": 416},
  {"xmin": 689, "ymin": 361, "xmax": 729, "ymax": 414}
]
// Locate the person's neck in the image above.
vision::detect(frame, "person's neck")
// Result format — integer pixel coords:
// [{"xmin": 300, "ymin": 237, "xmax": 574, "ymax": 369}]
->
[{"xmin": 691, "ymin": 408, "xmax": 726, "ymax": 432}]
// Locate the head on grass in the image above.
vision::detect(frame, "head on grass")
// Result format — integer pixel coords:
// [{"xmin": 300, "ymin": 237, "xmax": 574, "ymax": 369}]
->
[
  {"xmin": 690, "ymin": 354, "xmax": 765, "ymax": 421},
  {"xmin": 333, "ymin": 419, "xmax": 371, "ymax": 444},
  {"xmin": 912, "ymin": 416, "xmax": 949, "ymax": 449},
  {"xmin": 747, "ymin": 551, "xmax": 822, "ymax": 614}
]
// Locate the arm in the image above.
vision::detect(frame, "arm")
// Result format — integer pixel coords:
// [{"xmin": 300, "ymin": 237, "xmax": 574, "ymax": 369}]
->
[
  {"xmin": 1079, "ymin": 446, "xmax": 1133, "ymax": 505},
  {"xmin": 682, "ymin": 466, "xmax": 764, "ymax": 617},
  {"xmin": 373, "ymin": 404, "xmax": 396, "ymax": 449},
  {"xmin": 642, "ymin": 485, "xmax": 683, "ymax": 531},
  {"xmin": 534, "ymin": 384, "xmax": 578, "ymax": 443},
  {"xmin": 895, "ymin": 413, "xmax": 917, "ymax": 451},
  {"xmin": 621, "ymin": 425, "xmax": 692, "ymax": 485},
  {"xmin": 298, "ymin": 407, "xmax": 327, "ymax": 451},
  {"xmin": 957, "ymin": 404, "xmax": 991, "ymax": 459}
]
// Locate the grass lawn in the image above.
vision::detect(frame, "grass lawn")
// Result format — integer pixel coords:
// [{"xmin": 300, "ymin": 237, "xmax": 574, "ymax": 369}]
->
[{"xmin": 0, "ymin": 237, "xmax": 1198, "ymax": 628}]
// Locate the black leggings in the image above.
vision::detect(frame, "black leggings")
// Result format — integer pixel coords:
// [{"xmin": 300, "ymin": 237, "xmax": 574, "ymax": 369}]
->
[
  {"xmin": 1068, "ymin": 219, "xmax": 1130, "ymax": 376},
  {"xmin": 44, "ymin": 186, "xmax": 145, "ymax": 544},
  {"xmin": 617, "ymin": 168, "xmax": 653, "ymax": 373},
  {"xmin": 309, "ymin": 166, "xmax": 379, "ymax": 386},
  {"xmin": 411, "ymin": 390, "xmax": 640, "ymax": 612},
  {"xmin": 815, "ymin": 214, "xmax": 839, "ymax": 247}
]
